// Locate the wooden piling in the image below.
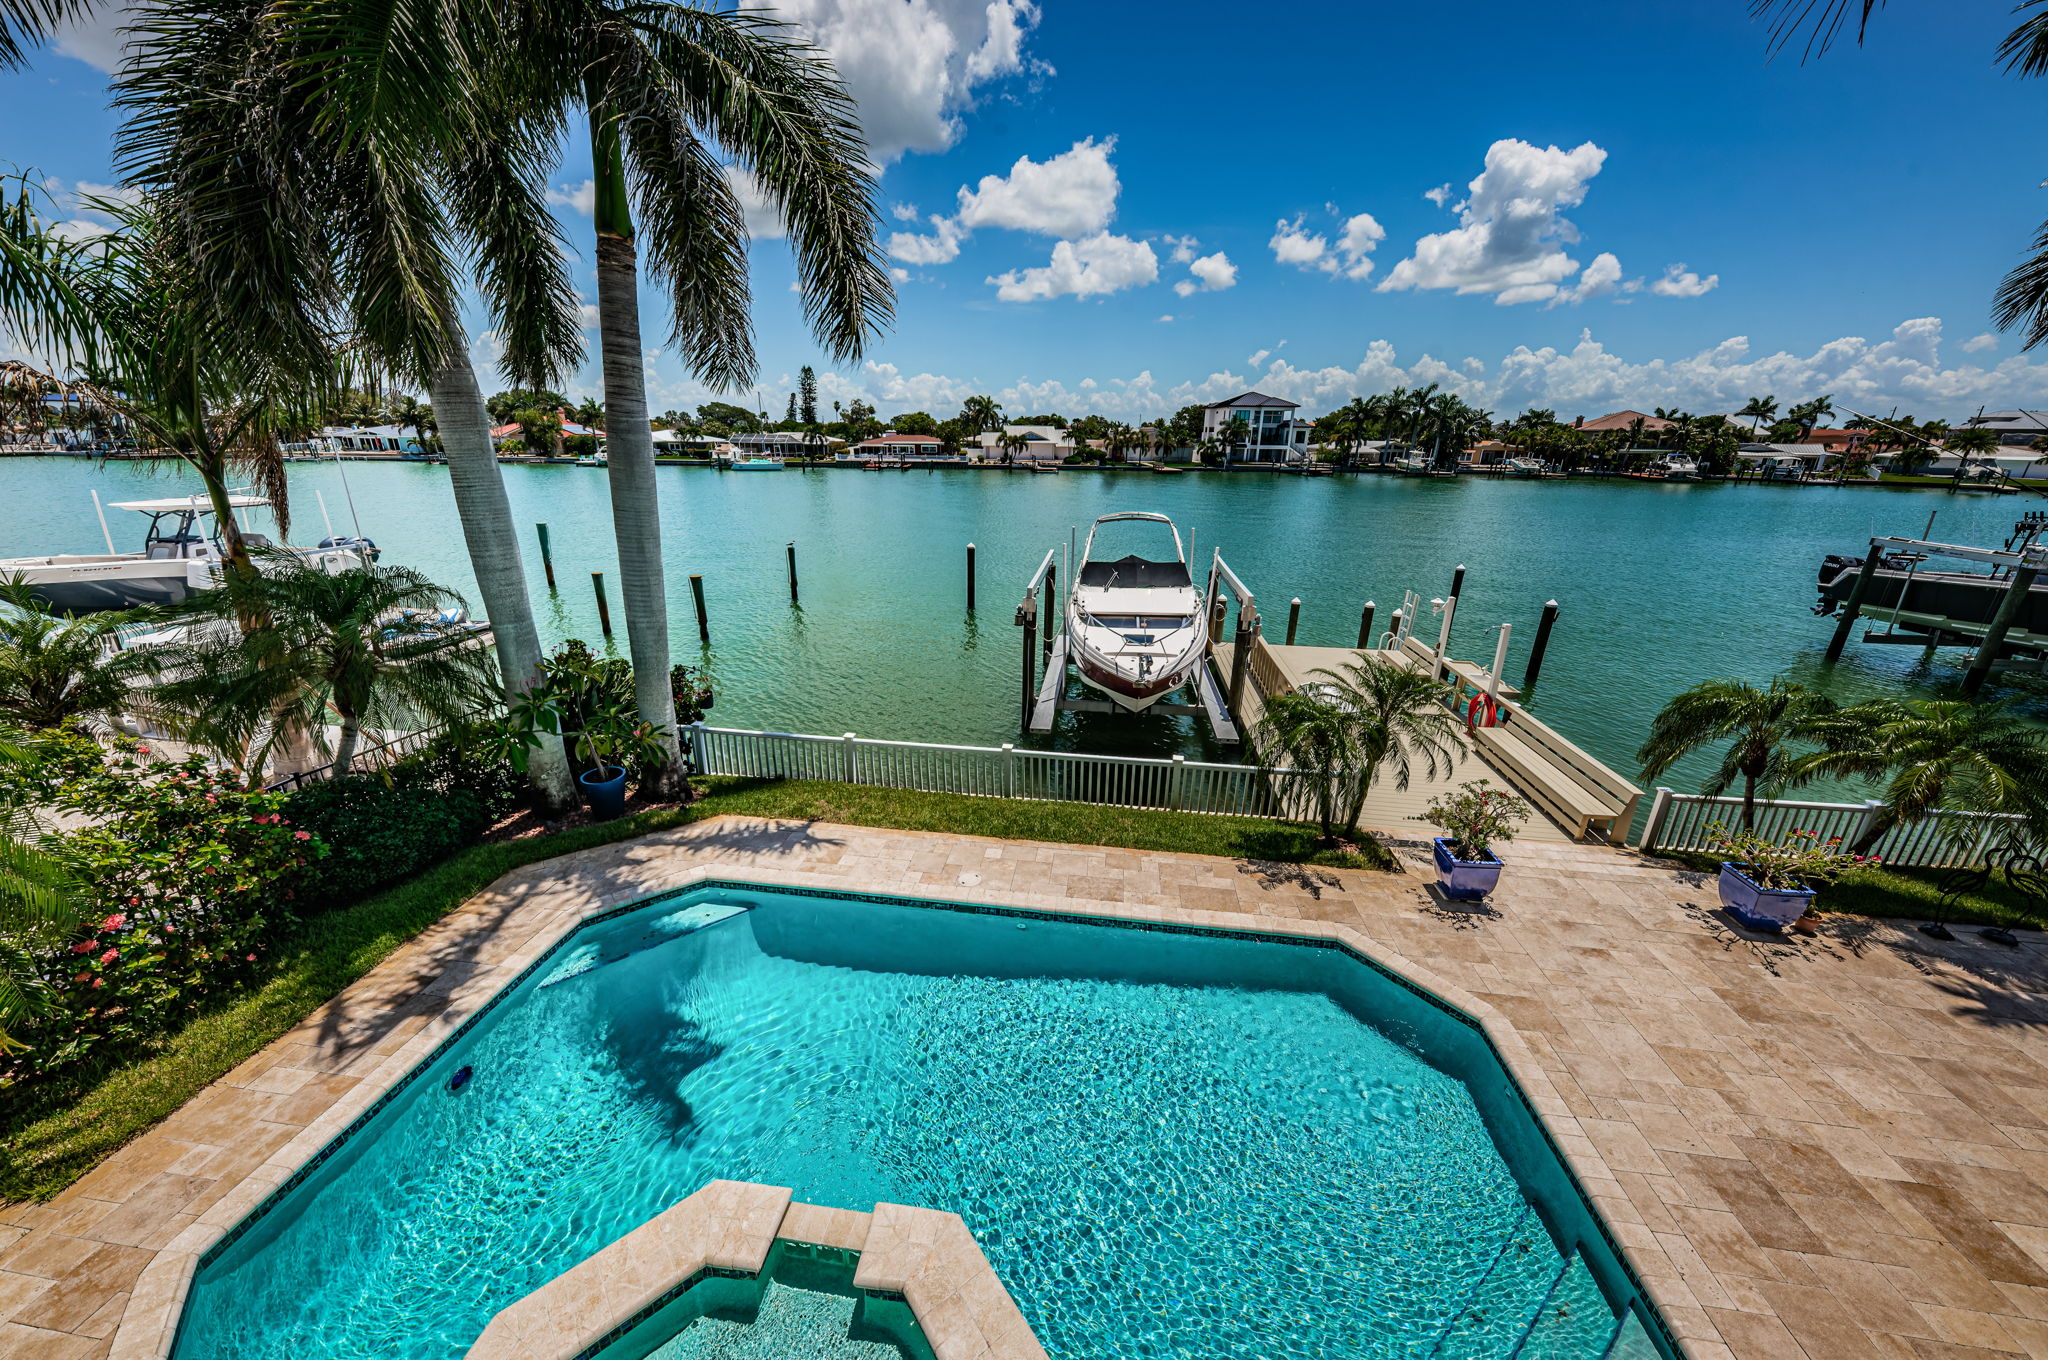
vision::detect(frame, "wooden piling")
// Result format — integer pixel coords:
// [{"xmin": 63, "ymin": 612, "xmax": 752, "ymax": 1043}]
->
[
  {"xmin": 1824, "ymin": 542, "xmax": 1885, "ymax": 663},
  {"xmin": 1962, "ymin": 562, "xmax": 2039, "ymax": 695},
  {"xmin": 1450, "ymin": 563, "xmax": 1466, "ymax": 600},
  {"xmin": 1209, "ymin": 597, "xmax": 1227, "ymax": 645},
  {"xmin": 1020, "ymin": 597, "xmax": 1037, "ymax": 725},
  {"xmin": 1523, "ymin": 600, "xmax": 1559, "ymax": 688},
  {"xmin": 1357, "ymin": 601, "xmax": 1376, "ymax": 649},
  {"xmin": 966, "ymin": 543, "xmax": 977, "ymax": 611},
  {"xmin": 1389, "ymin": 607, "xmax": 1405, "ymax": 648},
  {"xmin": 536, "ymin": 522, "xmax": 556, "ymax": 591},
  {"xmin": 591, "ymin": 572, "xmax": 612, "ymax": 638},
  {"xmin": 1228, "ymin": 611, "xmax": 1254, "ymax": 721},
  {"xmin": 1286, "ymin": 597, "xmax": 1301, "ymax": 646},
  {"xmin": 786, "ymin": 542, "xmax": 799, "ymax": 605},
  {"xmin": 1042, "ymin": 561, "xmax": 1056, "ymax": 666},
  {"xmin": 690, "ymin": 574, "xmax": 709, "ymax": 643}
]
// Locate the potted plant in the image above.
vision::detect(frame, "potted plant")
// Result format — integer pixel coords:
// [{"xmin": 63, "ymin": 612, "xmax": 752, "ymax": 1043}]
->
[
  {"xmin": 1708, "ymin": 823, "xmax": 1874, "ymax": 932},
  {"xmin": 1424, "ymin": 780, "xmax": 1531, "ymax": 901},
  {"xmin": 566, "ymin": 692, "xmax": 669, "ymax": 820}
]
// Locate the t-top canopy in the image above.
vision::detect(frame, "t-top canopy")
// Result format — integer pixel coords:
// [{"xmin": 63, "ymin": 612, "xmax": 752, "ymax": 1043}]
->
[{"xmin": 107, "ymin": 494, "xmax": 271, "ymax": 514}]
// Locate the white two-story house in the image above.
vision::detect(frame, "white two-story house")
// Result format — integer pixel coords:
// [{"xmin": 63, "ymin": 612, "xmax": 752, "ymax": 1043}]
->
[{"xmin": 1201, "ymin": 391, "xmax": 1313, "ymax": 465}]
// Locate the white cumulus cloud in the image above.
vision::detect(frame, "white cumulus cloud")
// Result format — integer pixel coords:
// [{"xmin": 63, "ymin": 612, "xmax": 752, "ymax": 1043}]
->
[
  {"xmin": 546, "ymin": 179, "xmax": 596, "ymax": 217},
  {"xmin": 1271, "ymin": 208, "xmax": 1382, "ymax": 280},
  {"xmin": 1173, "ymin": 251, "xmax": 1236, "ymax": 297},
  {"xmin": 987, "ymin": 232, "xmax": 1157, "ymax": 302},
  {"xmin": 1650, "ymin": 263, "xmax": 1718, "ymax": 298},
  {"xmin": 1379, "ymin": 139, "xmax": 1609, "ymax": 305},
  {"xmin": 1163, "ymin": 234, "xmax": 1199, "ymax": 264},
  {"xmin": 723, "ymin": 166, "xmax": 788, "ymax": 240},
  {"xmin": 1551, "ymin": 251, "xmax": 1630, "ymax": 307},
  {"xmin": 1963, "ymin": 333, "xmax": 2000, "ymax": 353},
  {"xmin": 954, "ymin": 136, "xmax": 1118, "ymax": 237},
  {"xmin": 762, "ymin": 0, "xmax": 1047, "ymax": 163},
  {"xmin": 1424, "ymin": 183, "xmax": 1453, "ymax": 207}
]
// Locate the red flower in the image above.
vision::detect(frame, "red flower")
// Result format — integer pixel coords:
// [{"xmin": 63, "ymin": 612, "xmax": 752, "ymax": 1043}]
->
[
  {"xmin": 92, "ymin": 978, "xmax": 105, "ymax": 988},
  {"xmin": 294, "ymin": 830, "xmax": 311, "ymax": 840},
  {"xmin": 73, "ymin": 972, "xmax": 89, "ymax": 984},
  {"xmin": 245, "ymin": 953, "xmax": 256, "ymax": 962},
  {"xmin": 102, "ymin": 913, "xmax": 127, "ymax": 932},
  {"xmin": 99, "ymin": 948, "xmax": 119, "ymax": 965},
  {"xmin": 71, "ymin": 939, "xmax": 95, "ymax": 954},
  {"xmin": 136, "ymin": 744, "xmax": 150, "ymax": 754}
]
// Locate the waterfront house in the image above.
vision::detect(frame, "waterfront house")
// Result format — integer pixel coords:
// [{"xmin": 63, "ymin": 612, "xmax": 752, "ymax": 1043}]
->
[
  {"xmin": 1736, "ymin": 442, "xmax": 1836, "ymax": 478},
  {"xmin": 1962, "ymin": 408, "xmax": 2048, "ymax": 446},
  {"xmin": 321, "ymin": 423, "xmax": 425, "ymax": 453},
  {"xmin": 1202, "ymin": 391, "xmax": 1314, "ymax": 464},
  {"xmin": 843, "ymin": 431, "xmax": 960, "ymax": 463},
  {"xmin": 1573, "ymin": 410, "xmax": 1673, "ymax": 434},
  {"xmin": 736, "ymin": 430, "xmax": 840, "ymax": 460},
  {"xmin": 974, "ymin": 424, "xmax": 1071, "ymax": 465}
]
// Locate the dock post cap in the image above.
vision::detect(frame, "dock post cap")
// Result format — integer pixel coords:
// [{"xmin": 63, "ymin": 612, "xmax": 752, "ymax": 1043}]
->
[{"xmin": 1290, "ymin": 596, "xmax": 1301, "ymax": 604}]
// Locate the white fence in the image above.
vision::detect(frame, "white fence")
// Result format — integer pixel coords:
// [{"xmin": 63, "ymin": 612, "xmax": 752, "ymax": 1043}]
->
[
  {"xmin": 1637, "ymin": 789, "xmax": 2033, "ymax": 869},
  {"xmin": 688, "ymin": 725, "xmax": 1308, "ymax": 818}
]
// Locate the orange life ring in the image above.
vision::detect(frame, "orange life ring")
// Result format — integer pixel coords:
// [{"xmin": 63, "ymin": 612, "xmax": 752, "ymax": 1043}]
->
[{"xmin": 1466, "ymin": 692, "xmax": 1499, "ymax": 730}]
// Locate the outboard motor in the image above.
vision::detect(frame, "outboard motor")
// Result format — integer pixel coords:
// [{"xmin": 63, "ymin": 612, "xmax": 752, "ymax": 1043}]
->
[
  {"xmin": 1813, "ymin": 554, "xmax": 1862, "ymax": 616},
  {"xmin": 319, "ymin": 535, "xmax": 381, "ymax": 563}
]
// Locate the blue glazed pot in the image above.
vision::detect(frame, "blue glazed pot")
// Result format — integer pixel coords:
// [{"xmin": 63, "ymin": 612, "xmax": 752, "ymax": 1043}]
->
[
  {"xmin": 1433, "ymin": 838, "xmax": 1504, "ymax": 901},
  {"xmin": 1717, "ymin": 862, "xmax": 1815, "ymax": 932},
  {"xmin": 579, "ymin": 766, "xmax": 628, "ymax": 821}
]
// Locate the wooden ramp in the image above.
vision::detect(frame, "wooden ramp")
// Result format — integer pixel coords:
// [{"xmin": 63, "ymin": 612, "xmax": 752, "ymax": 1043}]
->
[{"xmin": 1214, "ymin": 641, "xmax": 1575, "ymax": 843}]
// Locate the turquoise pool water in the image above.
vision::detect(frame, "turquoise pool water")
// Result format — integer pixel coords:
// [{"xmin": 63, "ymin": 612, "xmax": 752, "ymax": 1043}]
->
[{"xmin": 171, "ymin": 886, "xmax": 1665, "ymax": 1360}]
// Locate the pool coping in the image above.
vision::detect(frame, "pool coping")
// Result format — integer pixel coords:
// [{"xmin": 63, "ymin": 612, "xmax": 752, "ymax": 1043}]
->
[{"xmin": 106, "ymin": 852, "xmax": 1682, "ymax": 1360}]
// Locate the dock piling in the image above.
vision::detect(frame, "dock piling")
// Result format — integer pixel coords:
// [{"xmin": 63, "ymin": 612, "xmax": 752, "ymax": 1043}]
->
[
  {"xmin": 786, "ymin": 542, "xmax": 799, "ymax": 605},
  {"xmin": 1824, "ymin": 542, "xmax": 1885, "ymax": 663},
  {"xmin": 1523, "ymin": 600, "xmax": 1559, "ymax": 689},
  {"xmin": 537, "ymin": 522, "xmax": 557, "ymax": 591},
  {"xmin": 1449, "ymin": 564, "xmax": 1467, "ymax": 600},
  {"xmin": 1209, "ymin": 598, "xmax": 1227, "ymax": 645},
  {"xmin": 966, "ymin": 543, "xmax": 977, "ymax": 612},
  {"xmin": 1042, "ymin": 561, "xmax": 1056, "ymax": 666},
  {"xmin": 1020, "ymin": 596, "xmax": 1037, "ymax": 724},
  {"xmin": 1286, "ymin": 598, "xmax": 1302, "ymax": 646},
  {"xmin": 591, "ymin": 572, "xmax": 612, "ymax": 638},
  {"xmin": 1357, "ymin": 601, "xmax": 1375, "ymax": 649},
  {"xmin": 690, "ymin": 574, "xmax": 710, "ymax": 643},
  {"xmin": 1962, "ymin": 561, "xmax": 2040, "ymax": 695},
  {"xmin": 1228, "ymin": 610, "xmax": 1254, "ymax": 722},
  {"xmin": 1389, "ymin": 607, "xmax": 1404, "ymax": 649}
]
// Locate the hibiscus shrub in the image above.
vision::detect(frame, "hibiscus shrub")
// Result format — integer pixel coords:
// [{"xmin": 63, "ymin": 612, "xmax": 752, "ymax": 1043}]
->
[
  {"xmin": 3, "ymin": 751, "xmax": 324, "ymax": 1087},
  {"xmin": 285, "ymin": 775, "xmax": 487, "ymax": 909}
]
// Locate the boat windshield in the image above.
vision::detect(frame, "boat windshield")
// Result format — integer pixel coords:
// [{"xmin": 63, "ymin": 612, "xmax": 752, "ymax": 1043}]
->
[
  {"xmin": 1077, "ymin": 556, "xmax": 1192, "ymax": 589},
  {"xmin": 1086, "ymin": 614, "xmax": 1193, "ymax": 629}
]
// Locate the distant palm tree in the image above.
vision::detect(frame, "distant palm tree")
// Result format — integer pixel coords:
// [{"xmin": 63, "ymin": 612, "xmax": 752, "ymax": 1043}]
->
[
  {"xmin": 1736, "ymin": 395, "xmax": 1778, "ymax": 435},
  {"xmin": 1309, "ymin": 657, "xmax": 1467, "ymax": 838},
  {"xmin": 1789, "ymin": 395, "xmax": 1836, "ymax": 441},
  {"xmin": 144, "ymin": 551, "xmax": 500, "ymax": 783},
  {"xmin": 385, "ymin": 393, "xmax": 436, "ymax": 453},
  {"xmin": 961, "ymin": 395, "xmax": 1004, "ymax": 433},
  {"xmin": 1637, "ymin": 679, "xmax": 1836, "ymax": 830},
  {"xmin": 1795, "ymin": 698, "xmax": 2048, "ymax": 853},
  {"xmin": 0, "ymin": 581, "xmax": 154, "ymax": 730},
  {"xmin": 1259, "ymin": 689, "xmax": 1358, "ymax": 845}
]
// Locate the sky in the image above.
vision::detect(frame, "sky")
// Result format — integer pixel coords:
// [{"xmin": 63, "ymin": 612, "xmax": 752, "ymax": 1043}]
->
[{"xmin": 8, "ymin": 0, "xmax": 2048, "ymax": 423}]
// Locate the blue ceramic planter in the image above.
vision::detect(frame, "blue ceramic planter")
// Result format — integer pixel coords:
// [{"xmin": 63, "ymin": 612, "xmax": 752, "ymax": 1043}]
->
[
  {"xmin": 1717, "ymin": 862, "xmax": 1815, "ymax": 932},
  {"xmin": 579, "ymin": 766, "xmax": 628, "ymax": 821},
  {"xmin": 1433, "ymin": 838, "xmax": 1504, "ymax": 901}
]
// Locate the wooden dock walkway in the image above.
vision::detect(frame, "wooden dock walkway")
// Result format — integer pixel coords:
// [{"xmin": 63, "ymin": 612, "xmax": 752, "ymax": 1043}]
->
[{"xmin": 1212, "ymin": 640, "xmax": 1577, "ymax": 843}]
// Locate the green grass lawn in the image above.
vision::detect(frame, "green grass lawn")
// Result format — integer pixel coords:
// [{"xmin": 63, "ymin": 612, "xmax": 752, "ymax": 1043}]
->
[
  {"xmin": 1652, "ymin": 849, "xmax": 2042, "ymax": 931},
  {"xmin": 0, "ymin": 778, "xmax": 1380, "ymax": 1202}
]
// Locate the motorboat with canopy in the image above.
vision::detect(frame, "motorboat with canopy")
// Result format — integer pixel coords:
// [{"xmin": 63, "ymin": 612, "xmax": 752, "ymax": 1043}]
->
[
  {"xmin": 1065, "ymin": 512, "xmax": 1207, "ymax": 712},
  {"xmin": 0, "ymin": 493, "xmax": 374, "ymax": 613}
]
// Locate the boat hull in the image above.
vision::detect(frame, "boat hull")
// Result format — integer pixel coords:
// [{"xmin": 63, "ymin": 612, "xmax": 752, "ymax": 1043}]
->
[
  {"xmin": 1071, "ymin": 648, "xmax": 1201, "ymax": 712},
  {"xmin": 1816, "ymin": 556, "xmax": 2048, "ymax": 634}
]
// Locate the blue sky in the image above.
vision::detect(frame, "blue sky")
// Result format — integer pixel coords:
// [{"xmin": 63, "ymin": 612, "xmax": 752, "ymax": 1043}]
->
[{"xmin": 8, "ymin": 0, "xmax": 2048, "ymax": 420}]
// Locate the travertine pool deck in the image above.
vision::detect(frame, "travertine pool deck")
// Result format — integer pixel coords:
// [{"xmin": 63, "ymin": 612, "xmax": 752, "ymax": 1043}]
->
[{"xmin": 3, "ymin": 816, "xmax": 2047, "ymax": 1360}]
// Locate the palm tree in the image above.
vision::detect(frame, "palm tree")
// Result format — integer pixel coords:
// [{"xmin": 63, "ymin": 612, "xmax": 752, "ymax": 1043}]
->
[
  {"xmin": 998, "ymin": 429, "xmax": 1029, "ymax": 465},
  {"xmin": 1309, "ymin": 657, "xmax": 1467, "ymax": 838},
  {"xmin": 143, "ymin": 551, "xmax": 500, "ymax": 782},
  {"xmin": 960, "ymin": 395, "xmax": 1004, "ymax": 434},
  {"xmin": 1735, "ymin": 395, "xmax": 1778, "ymax": 436},
  {"xmin": 483, "ymin": 7, "xmax": 891, "ymax": 794},
  {"xmin": 1636, "ymin": 679, "xmax": 1837, "ymax": 830},
  {"xmin": 0, "ymin": 188, "xmax": 330, "ymax": 588},
  {"xmin": 385, "ymin": 393, "xmax": 436, "ymax": 454},
  {"xmin": 1789, "ymin": 395, "xmax": 1836, "ymax": 441},
  {"xmin": 1258, "ymin": 689, "xmax": 1357, "ymax": 845},
  {"xmin": 1796, "ymin": 698, "xmax": 2048, "ymax": 854},
  {"xmin": 0, "ymin": 581, "xmax": 155, "ymax": 730},
  {"xmin": 0, "ymin": 733, "xmax": 79, "ymax": 1050}
]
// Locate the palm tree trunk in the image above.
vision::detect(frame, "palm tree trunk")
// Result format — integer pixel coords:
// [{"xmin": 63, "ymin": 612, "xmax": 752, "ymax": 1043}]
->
[
  {"xmin": 1741, "ymin": 774, "xmax": 1757, "ymax": 831},
  {"xmin": 590, "ymin": 109, "xmax": 684, "ymax": 797},
  {"xmin": 427, "ymin": 338, "xmax": 577, "ymax": 811},
  {"xmin": 332, "ymin": 713, "xmax": 360, "ymax": 777},
  {"xmin": 1345, "ymin": 755, "xmax": 1382, "ymax": 837}
]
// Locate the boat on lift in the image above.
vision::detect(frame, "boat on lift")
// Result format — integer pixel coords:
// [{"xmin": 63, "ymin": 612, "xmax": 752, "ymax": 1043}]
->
[
  {"xmin": 1065, "ymin": 512, "xmax": 1207, "ymax": 713},
  {"xmin": 1502, "ymin": 457, "xmax": 1547, "ymax": 478},
  {"xmin": 731, "ymin": 453, "xmax": 784, "ymax": 471},
  {"xmin": 1813, "ymin": 512, "xmax": 2048, "ymax": 641},
  {"xmin": 1639, "ymin": 453, "xmax": 1700, "ymax": 481},
  {"xmin": 1391, "ymin": 455, "xmax": 1435, "ymax": 476},
  {"xmin": 0, "ymin": 493, "xmax": 373, "ymax": 613}
]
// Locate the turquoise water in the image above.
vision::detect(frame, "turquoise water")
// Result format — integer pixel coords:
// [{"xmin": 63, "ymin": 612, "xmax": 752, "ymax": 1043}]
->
[
  {"xmin": 8, "ymin": 456, "xmax": 2038, "ymax": 779},
  {"xmin": 170, "ymin": 887, "xmax": 1661, "ymax": 1360}
]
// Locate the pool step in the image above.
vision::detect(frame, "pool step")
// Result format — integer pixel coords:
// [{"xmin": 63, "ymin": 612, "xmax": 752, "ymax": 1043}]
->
[
  {"xmin": 1425, "ymin": 1206, "xmax": 1567, "ymax": 1358},
  {"xmin": 538, "ymin": 900, "xmax": 754, "ymax": 987},
  {"xmin": 1600, "ymin": 1310, "xmax": 1662, "ymax": 1360},
  {"xmin": 1508, "ymin": 1252, "xmax": 1621, "ymax": 1359}
]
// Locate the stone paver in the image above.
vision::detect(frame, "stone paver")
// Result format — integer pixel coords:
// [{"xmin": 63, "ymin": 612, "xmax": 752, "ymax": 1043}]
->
[{"xmin": 0, "ymin": 816, "xmax": 2042, "ymax": 1360}]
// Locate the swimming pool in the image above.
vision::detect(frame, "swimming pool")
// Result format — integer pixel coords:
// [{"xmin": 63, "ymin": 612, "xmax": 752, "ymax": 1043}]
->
[{"xmin": 171, "ymin": 885, "xmax": 1670, "ymax": 1360}]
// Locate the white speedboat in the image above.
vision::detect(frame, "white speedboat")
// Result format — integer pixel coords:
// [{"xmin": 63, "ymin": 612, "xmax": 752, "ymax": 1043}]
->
[
  {"xmin": 1503, "ymin": 457, "xmax": 1547, "ymax": 477},
  {"xmin": 1065, "ymin": 513, "xmax": 1207, "ymax": 713},
  {"xmin": 1392, "ymin": 455, "xmax": 1435, "ymax": 476},
  {"xmin": 1642, "ymin": 454, "xmax": 1700, "ymax": 480},
  {"xmin": 0, "ymin": 494, "xmax": 371, "ymax": 613},
  {"xmin": 732, "ymin": 454, "xmax": 784, "ymax": 471}
]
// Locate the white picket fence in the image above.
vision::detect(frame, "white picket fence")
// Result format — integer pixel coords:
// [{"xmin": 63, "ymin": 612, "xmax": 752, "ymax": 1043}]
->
[
  {"xmin": 687, "ymin": 724, "xmax": 1310, "ymax": 818},
  {"xmin": 1637, "ymin": 789, "xmax": 2033, "ymax": 869}
]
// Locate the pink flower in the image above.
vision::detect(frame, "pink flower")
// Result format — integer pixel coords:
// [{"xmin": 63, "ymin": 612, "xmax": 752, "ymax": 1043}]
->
[
  {"xmin": 136, "ymin": 744, "xmax": 150, "ymax": 754},
  {"xmin": 294, "ymin": 830, "xmax": 311, "ymax": 840},
  {"xmin": 245, "ymin": 953, "xmax": 256, "ymax": 962},
  {"xmin": 71, "ymin": 939, "xmax": 95, "ymax": 954},
  {"xmin": 127, "ymin": 896, "xmax": 140, "ymax": 906},
  {"xmin": 74, "ymin": 971, "xmax": 90, "ymax": 984},
  {"xmin": 92, "ymin": 978, "xmax": 104, "ymax": 989},
  {"xmin": 102, "ymin": 913, "xmax": 127, "ymax": 932},
  {"xmin": 99, "ymin": 948, "xmax": 119, "ymax": 965}
]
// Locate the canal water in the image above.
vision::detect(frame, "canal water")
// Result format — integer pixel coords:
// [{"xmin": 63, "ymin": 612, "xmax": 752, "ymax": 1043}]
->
[{"xmin": 5, "ymin": 457, "xmax": 2041, "ymax": 795}]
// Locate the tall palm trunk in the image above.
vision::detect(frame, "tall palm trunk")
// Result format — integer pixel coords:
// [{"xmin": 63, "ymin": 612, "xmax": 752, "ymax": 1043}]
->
[
  {"xmin": 590, "ymin": 108, "xmax": 683, "ymax": 796},
  {"xmin": 428, "ymin": 336, "xmax": 577, "ymax": 810}
]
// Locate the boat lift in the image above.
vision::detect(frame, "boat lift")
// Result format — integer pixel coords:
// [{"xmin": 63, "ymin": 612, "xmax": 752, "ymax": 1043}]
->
[{"xmin": 1016, "ymin": 543, "xmax": 1242, "ymax": 742}]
